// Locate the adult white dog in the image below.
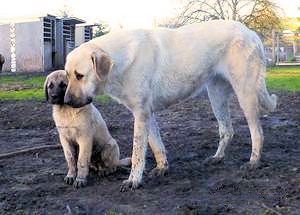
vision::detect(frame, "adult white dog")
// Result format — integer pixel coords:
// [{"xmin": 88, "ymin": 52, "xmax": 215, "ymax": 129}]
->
[{"xmin": 64, "ymin": 20, "xmax": 277, "ymax": 191}]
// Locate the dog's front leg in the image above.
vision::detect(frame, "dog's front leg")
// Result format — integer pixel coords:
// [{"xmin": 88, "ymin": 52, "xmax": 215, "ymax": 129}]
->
[
  {"xmin": 120, "ymin": 109, "xmax": 149, "ymax": 192},
  {"xmin": 148, "ymin": 113, "xmax": 168, "ymax": 177},
  {"xmin": 74, "ymin": 136, "xmax": 93, "ymax": 188},
  {"xmin": 60, "ymin": 136, "xmax": 77, "ymax": 185}
]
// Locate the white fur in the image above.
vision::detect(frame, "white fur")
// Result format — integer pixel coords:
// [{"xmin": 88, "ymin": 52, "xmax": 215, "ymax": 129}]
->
[{"xmin": 64, "ymin": 20, "xmax": 277, "ymax": 191}]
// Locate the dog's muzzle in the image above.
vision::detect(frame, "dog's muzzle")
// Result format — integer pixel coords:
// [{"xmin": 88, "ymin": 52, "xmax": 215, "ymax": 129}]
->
[{"xmin": 64, "ymin": 94, "xmax": 93, "ymax": 108}]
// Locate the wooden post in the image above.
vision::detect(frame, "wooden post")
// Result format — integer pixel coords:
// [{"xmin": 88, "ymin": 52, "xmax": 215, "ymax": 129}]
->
[
  {"xmin": 272, "ymin": 29, "xmax": 275, "ymax": 64},
  {"xmin": 276, "ymin": 32, "xmax": 280, "ymax": 63}
]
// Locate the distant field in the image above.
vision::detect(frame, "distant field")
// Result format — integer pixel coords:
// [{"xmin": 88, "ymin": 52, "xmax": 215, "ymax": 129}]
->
[
  {"xmin": 0, "ymin": 74, "xmax": 45, "ymax": 101},
  {"xmin": 0, "ymin": 67, "xmax": 299, "ymax": 101},
  {"xmin": 267, "ymin": 67, "xmax": 300, "ymax": 92}
]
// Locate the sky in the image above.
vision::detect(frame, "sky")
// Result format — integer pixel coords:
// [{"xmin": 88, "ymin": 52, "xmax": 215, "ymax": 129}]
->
[{"xmin": 0, "ymin": 0, "xmax": 299, "ymax": 30}]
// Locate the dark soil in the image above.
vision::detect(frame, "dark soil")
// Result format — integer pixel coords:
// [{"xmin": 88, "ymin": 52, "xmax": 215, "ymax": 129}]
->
[{"xmin": 0, "ymin": 92, "xmax": 299, "ymax": 214}]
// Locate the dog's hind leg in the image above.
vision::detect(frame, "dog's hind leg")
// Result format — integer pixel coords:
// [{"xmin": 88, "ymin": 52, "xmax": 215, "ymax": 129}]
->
[
  {"xmin": 148, "ymin": 113, "xmax": 168, "ymax": 177},
  {"xmin": 235, "ymin": 88, "xmax": 264, "ymax": 170},
  {"xmin": 228, "ymin": 60, "xmax": 264, "ymax": 169},
  {"xmin": 204, "ymin": 76, "xmax": 234, "ymax": 165}
]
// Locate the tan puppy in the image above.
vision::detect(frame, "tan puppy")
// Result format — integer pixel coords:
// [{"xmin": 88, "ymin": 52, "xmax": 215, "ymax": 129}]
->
[
  {"xmin": 44, "ymin": 70, "xmax": 130, "ymax": 188},
  {"xmin": 64, "ymin": 20, "xmax": 277, "ymax": 191}
]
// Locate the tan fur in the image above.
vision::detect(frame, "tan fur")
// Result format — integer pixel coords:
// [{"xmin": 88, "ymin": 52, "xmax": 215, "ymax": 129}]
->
[{"xmin": 44, "ymin": 70, "xmax": 130, "ymax": 188}]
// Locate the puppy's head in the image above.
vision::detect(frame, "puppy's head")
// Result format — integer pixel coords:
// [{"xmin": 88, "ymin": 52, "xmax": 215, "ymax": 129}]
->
[
  {"xmin": 64, "ymin": 44, "xmax": 113, "ymax": 108},
  {"xmin": 44, "ymin": 70, "xmax": 68, "ymax": 105}
]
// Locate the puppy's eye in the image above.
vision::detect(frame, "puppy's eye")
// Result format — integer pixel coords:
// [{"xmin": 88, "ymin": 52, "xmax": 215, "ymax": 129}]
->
[
  {"xmin": 75, "ymin": 71, "xmax": 84, "ymax": 81},
  {"xmin": 59, "ymin": 82, "xmax": 67, "ymax": 89},
  {"xmin": 49, "ymin": 82, "xmax": 54, "ymax": 89}
]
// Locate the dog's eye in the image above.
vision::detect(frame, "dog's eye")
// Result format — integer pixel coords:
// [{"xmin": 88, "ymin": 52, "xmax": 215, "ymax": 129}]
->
[
  {"xmin": 49, "ymin": 82, "xmax": 54, "ymax": 89},
  {"xmin": 59, "ymin": 82, "xmax": 67, "ymax": 89},
  {"xmin": 75, "ymin": 71, "xmax": 84, "ymax": 81}
]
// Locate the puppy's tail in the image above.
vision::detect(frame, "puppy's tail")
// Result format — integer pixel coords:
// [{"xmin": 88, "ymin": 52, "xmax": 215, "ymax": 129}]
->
[{"xmin": 117, "ymin": 157, "xmax": 131, "ymax": 167}]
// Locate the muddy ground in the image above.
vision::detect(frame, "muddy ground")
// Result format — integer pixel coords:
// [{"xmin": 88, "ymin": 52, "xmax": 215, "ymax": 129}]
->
[{"xmin": 0, "ymin": 91, "xmax": 299, "ymax": 214}]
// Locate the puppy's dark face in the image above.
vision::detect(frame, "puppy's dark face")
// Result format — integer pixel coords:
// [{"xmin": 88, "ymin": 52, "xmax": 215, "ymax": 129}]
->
[{"xmin": 44, "ymin": 70, "xmax": 68, "ymax": 105}]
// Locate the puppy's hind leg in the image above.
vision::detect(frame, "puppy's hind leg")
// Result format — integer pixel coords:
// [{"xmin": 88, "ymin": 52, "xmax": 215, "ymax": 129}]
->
[
  {"xmin": 203, "ymin": 76, "xmax": 234, "ymax": 165},
  {"xmin": 98, "ymin": 138, "xmax": 121, "ymax": 176},
  {"xmin": 148, "ymin": 113, "xmax": 169, "ymax": 178}
]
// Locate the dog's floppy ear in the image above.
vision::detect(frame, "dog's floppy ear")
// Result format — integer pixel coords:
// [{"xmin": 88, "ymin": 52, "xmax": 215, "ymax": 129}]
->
[
  {"xmin": 44, "ymin": 77, "xmax": 49, "ymax": 101},
  {"xmin": 91, "ymin": 51, "xmax": 113, "ymax": 81}
]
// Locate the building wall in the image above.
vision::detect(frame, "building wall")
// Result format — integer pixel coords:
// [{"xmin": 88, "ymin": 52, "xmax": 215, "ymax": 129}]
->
[
  {"xmin": 75, "ymin": 25, "xmax": 93, "ymax": 48},
  {"xmin": 0, "ymin": 15, "xmax": 90, "ymax": 73},
  {"xmin": 43, "ymin": 16, "xmax": 56, "ymax": 71},
  {"xmin": 44, "ymin": 41, "xmax": 52, "ymax": 71},
  {"xmin": 0, "ymin": 24, "xmax": 12, "ymax": 72},
  {"xmin": 75, "ymin": 25, "xmax": 85, "ymax": 48},
  {"xmin": 15, "ymin": 21, "xmax": 43, "ymax": 72},
  {"xmin": 55, "ymin": 19, "xmax": 64, "ymax": 69}
]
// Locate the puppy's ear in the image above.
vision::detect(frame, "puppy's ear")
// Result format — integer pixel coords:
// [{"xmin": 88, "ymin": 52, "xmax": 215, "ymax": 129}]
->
[
  {"xmin": 44, "ymin": 77, "xmax": 49, "ymax": 101},
  {"xmin": 91, "ymin": 51, "xmax": 113, "ymax": 81}
]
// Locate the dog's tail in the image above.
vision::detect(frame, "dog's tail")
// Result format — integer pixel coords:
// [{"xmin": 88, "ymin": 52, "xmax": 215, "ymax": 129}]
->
[
  {"xmin": 117, "ymin": 157, "xmax": 131, "ymax": 167},
  {"xmin": 257, "ymin": 71, "xmax": 277, "ymax": 113}
]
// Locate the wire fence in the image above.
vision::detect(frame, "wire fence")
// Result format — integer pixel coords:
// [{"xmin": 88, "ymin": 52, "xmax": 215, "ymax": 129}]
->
[{"xmin": 264, "ymin": 30, "xmax": 300, "ymax": 66}]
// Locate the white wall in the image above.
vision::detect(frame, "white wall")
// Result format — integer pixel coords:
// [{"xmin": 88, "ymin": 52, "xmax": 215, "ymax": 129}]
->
[
  {"xmin": 75, "ymin": 25, "xmax": 85, "ymax": 48},
  {"xmin": 0, "ymin": 24, "xmax": 12, "ymax": 72},
  {"xmin": 15, "ymin": 21, "xmax": 43, "ymax": 72}
]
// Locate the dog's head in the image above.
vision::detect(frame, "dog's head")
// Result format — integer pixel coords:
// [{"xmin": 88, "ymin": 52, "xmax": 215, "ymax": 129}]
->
[
  {"xmin": 44, "ymin": 70, "xmax": 68, "ymax": 105},
  {"xmin": 64, "ymin": 44, "xmax": 113, "ymax": 108}
]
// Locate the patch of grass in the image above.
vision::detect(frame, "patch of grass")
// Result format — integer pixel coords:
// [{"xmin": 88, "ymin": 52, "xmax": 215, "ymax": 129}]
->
[
  {"xmin": 267, "ymin": 67, "xmax": 300, "ymax": 74},
  {"xmin": 96, "ymin": 95, "xmax": 111, "ymax": 103},
  {"xmin": 267, "ymin": 67, "xmax": 300, "ymax": 92},
  {"xmin": 0, "ymin": 74, "xmax": 46, "ymax": 101},
  {"xmin": 105, "ymin": 208, "xmax": 123, "ymax": 215},
  {"xmin": 0, "ymin": 74, "xmax": 46, "ymax": 88},
  {"xmin": 0, "ymin": 88, "xmax": 45, "ymax": 101}
]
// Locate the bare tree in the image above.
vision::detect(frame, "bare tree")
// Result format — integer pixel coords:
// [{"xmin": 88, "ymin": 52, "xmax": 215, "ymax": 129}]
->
[
  {"xmin": 93, "ymin": 23, "xmax": 110, "ymax": 38},
  {"xmin": 178, "ymin": 0, "xmax": 283, "ymax": 38}
]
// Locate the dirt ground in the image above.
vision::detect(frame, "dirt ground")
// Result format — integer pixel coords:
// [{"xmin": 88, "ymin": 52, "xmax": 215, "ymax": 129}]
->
[{"xmin": 0, "ymin": 91, "xmax": 299, "ymax": 215}]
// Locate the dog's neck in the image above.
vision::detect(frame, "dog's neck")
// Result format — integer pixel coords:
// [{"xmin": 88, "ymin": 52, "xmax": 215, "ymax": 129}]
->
[{"xmin": 52, "ymin": 104, "xmax": 89, "ymax": 128}]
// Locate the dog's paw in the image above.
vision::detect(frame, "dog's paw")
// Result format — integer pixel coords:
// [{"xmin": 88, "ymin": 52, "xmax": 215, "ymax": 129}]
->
[
  {"xmin": 73, "ymin": 177, "xmax": 87, "ymax": 188},
  {"xmin": 148, "ymin": 167, "xmax": 169, "ymax": 178},
  {"xmin": 64, "ymin": 176, "xmax": 75, "ymax": 185},
  {"xmin": 120, "ymin": 179, "xmax": 142, "ymax": 192},
  {"xmin": 240, "ymin": 161, "xmax": 260, "ymax": 171},
  {"xmin": 202, "ymin": 156, "xmax": 224, "ymax": 166}
]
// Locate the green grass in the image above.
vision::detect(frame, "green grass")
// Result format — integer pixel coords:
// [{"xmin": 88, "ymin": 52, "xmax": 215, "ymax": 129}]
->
[
  {"xmin": 0, "ymin": 88, "xmax": 45, "ymax": 101},
  {"xmin": 0, "ymin": 74, "xmax": 45, "ymax": 87},
  {"xmin": 267, "ymin": 67, "xmax": 300, "ymax": 92},
  {"xmin": 0, "ymin": 74, "xmax": 46, "ymax": 101},
  {"xmin": 0, "ymin": 68, "xmax": 299, "ymax": 101}
]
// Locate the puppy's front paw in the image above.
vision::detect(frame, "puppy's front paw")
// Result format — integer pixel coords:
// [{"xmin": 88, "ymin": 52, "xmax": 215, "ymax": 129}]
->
[
  {"xmin": 64, "ymin": 176, "xmax": 75, "ymax": 185},
  {"xmin": 73, "ymin": 177, "xmax": 87, "ymax": 188},
  {"xmin": 120, "ymin": 179, "xmax": 142, "ymax": 192}
]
